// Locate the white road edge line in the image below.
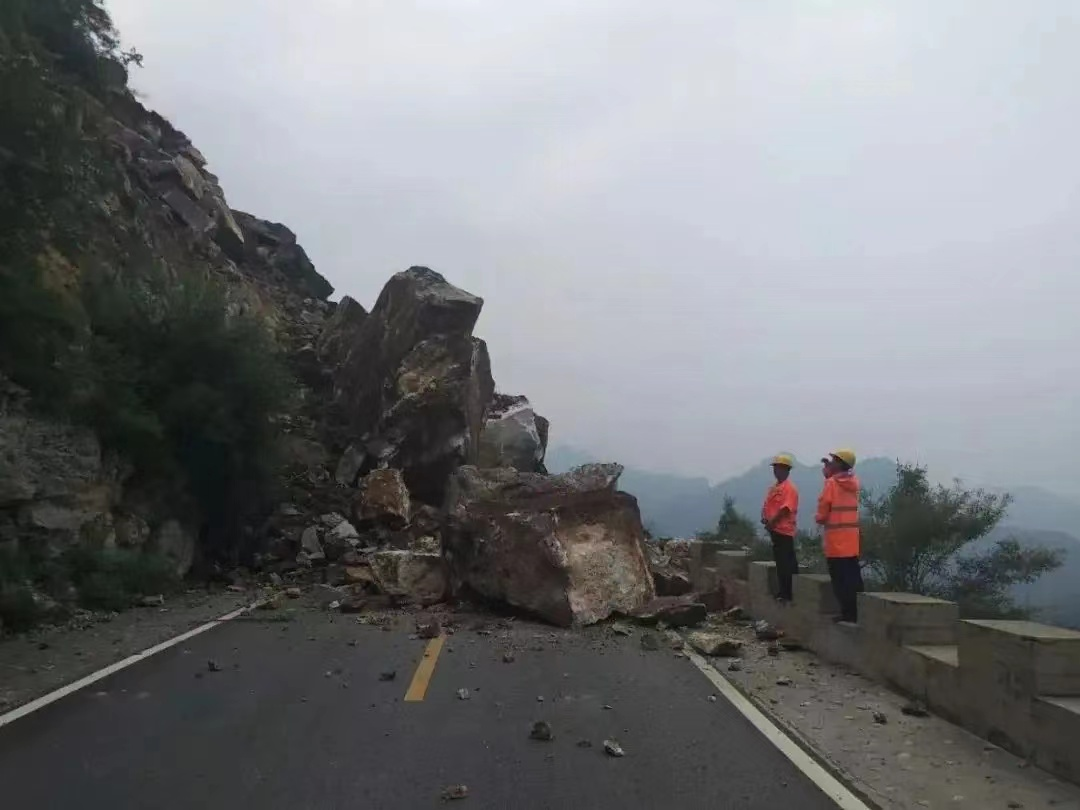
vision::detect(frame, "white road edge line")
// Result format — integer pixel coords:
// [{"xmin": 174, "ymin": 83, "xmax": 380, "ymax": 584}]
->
[
  {"xmin": 0, "ymin": 601, "xmax": 260, "ymax": 730},
  {"xmin": 685, "ymin": 648, "xmax": 872, "ymax": 810}
]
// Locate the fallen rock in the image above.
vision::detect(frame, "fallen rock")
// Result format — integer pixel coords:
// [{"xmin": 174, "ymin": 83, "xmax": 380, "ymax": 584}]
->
[
  {"xmin": 285, "ymin": 587, "xmax": 302, "ymax": 599},
  {"xmin": 456, "ymin": 688, "xmax": 470, "ymax": 701},
  {"xmin": 476, "ymin": 393, "xmax": 549, "ymax": 472},
  {"xmin": 603, "ymin": 739, "xmax": 625, "ymax": 758},
  {"xmin": 139, "ymin": 594, "xmax": 165, "ymax": 607},
  {"xmin": 353, "ymin": 468, "xmax": 411, "ymax": 529},
  {"xmin": 727, "ymin": 658, "xmax": 743, "ymax": 672},
  {"xmin": 443, "ymin": 464, "xmax": 655, "ymax": 626},
  {"xmin": 901, "ymin": 701, "xmax": 929, "ymax": 718},
  {"xmin": 640, "ymin": 632, "xmax": 660, "ymax": 651},
  {"xmin": 529, "ymin": 720, "xmax": 553, "ymax": 741},
  {"xmin": 416, "ymin": 614, "xmax": 442, "ymax": 639},
  {"xmin": 629, "ymin": 595, "xmax": 706, "ymax": 628},
  {"xmin": 207, "ymin": 659, "xmax": 223, "ymax": 673},
  {"xmin": 370, "ymin": 550, "xmax": 447, "ymax": 606},
  {"xmin": 440, "ymin": 784, "xmax": 469, "ymax": 801},
  {"xmin": 776, "ymin": 676, "xmax": 793, "ymax": 686},
  {"xmin": 686, "ymin": 632, "xmax": 743, "ymax": 657},
  {"xmin": 650, "ymin": 564, "xmax": 693, "ymax": 597},
  {"xmin": 611, "ymin": 623, "xmax": 633, "ymax": 636},
  {"xmin": 379, "ymin": 670, "xmax": 397, "ymax": 681},
  {"xmin": 754, "ymin": 620, "xmax": 782, "ymax": 641},
  {"xmin": 300, "ymin": 526, "xmax": 324, "ymax": 559},
  {"xmin": 872, "ymin": 710, "xmax": 888, "ymax": 725},
  {"xmin": 662, "ymin": 629, "xmax": 685, "ymax": 650},
  {"xmin": 502, "ymin": 652, "xmax": 515, "ymax": 664},
  {"xmin": 723, "ymin": 605, "xmax": 747, "ymax": 621}
]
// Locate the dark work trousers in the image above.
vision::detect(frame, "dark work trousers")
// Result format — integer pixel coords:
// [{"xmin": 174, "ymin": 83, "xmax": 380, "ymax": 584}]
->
[
  {"xmin": 827, "ymin": 556, "xmax": 865, "ymax": 622},
  {"xmin": 768, "ymin": 530, "xmax": 798, "ymax": 601}
]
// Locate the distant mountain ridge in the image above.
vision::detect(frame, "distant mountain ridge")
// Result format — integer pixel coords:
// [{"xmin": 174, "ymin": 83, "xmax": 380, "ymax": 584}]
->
[{"xmin": 546, "ymin": 446, "xmax": 1080, "ymax": 628}]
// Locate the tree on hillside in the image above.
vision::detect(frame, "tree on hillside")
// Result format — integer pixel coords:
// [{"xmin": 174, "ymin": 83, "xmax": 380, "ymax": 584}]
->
[
  {"xmin": 713, "ymin": 496, "xmax": 761, "ymax": 545},
  {"xmin": 860, "ymin": 463, "xmax": 1063, "ymax": 618}
]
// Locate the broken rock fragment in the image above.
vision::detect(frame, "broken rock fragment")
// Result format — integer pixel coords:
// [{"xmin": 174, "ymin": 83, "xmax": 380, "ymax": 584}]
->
[
  {"xmin": 529, "ymin": 720, "xmax": 553, "ymax": 741},
  {"xmin": 440, "ymin": 784, "xmax": 469, "ymax": 801},
  {"xmin": 354, "ymin": 468, "xmax": 411, "ymax": 529},
  {"xmin": 371, "ymin": 549, "xmax": 447, "ymax": 606},
  {"xmin": 629, "ymin": 595, "xmax": 706, "ymax": 628},
  {"xmin": 603, "ymin": 739, "xmax": 625, "ymax": 758},
  {"xmin": 686, "ymin": 632, "xmax": 743, "ymax": 657}
]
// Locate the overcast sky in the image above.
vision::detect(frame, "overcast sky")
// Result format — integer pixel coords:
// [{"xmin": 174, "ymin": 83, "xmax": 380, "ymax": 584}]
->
[{"xmin": 107, "ymin": 0, "xmax": 1078, "ymax": 494}]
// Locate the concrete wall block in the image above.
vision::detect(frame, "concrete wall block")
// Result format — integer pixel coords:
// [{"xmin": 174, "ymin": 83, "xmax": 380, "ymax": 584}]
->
[
  {"xmin": 714, "ymin": 550, "xmax": 750, "ymax": 579},
  {"xmin": 1033, "ymin": 697, "xmax": 1080, "ymax": 784},
  {"xmin": 793, "ymin": 574, "xmax": 839, "ymax": 615},
  {"xmin": 858, "ymin": 592, "xmax": 959, "ymax": 646},
  {"xmin": 960, "ymin": 620, "xmax": 1080, "ymax": 698},
  {"xmin": 748, "ymin": 561, "xmax": 778, "ymax": 616}
]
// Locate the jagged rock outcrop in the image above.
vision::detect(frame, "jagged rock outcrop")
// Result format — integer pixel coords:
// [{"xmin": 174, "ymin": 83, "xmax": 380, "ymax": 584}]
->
[
  {"xmin": 330, "ymin": 268, "xmax": 495, "ymax": 505},
  {"xmin": 477, "ymin": 394, "xmax": 549, "ymax": 472},
  {"xmin": 443, "ymin": 464, "xmax": 656, "ymax": 627}
]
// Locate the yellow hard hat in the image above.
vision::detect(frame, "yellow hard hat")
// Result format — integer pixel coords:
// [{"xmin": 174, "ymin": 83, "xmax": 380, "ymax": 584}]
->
[
  {"xmin": 823, "ymin": 448, "xmax": 856, "ymax": 468},
  {"xmin": 771, "ymin": 454, "xmax": 794, "ymax": 468}
]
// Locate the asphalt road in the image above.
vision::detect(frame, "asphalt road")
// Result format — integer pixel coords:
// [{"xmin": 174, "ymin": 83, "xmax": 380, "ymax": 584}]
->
[{"xmin": 0, "ymin": 609, "xmax": 843, "ymax": 809}]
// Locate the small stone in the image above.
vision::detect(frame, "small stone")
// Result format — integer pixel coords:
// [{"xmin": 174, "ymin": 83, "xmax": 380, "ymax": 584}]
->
[
  {"xmin": 767, "ymin": 644, "xmax": 780, "ymax": 657},
  {"xmin": 140, "ymin": 594, "xmax": 165, "ymax": 607},
  {"xmin": 708, "ymin": 695, "xmax": 717, "ymax": 703},
  {"xmin": 602, "ymin": 704, "xmax": 613, "ymax": 710},
  {"xmin": 536, "ymin": 695, "xmax": 544, "ymax": 702},
  {"xmin": 776, "ymin": 677, "xmax": 792, "ymax": 686},
  {"xmin": 36, "ymin": 642, "xmax": 49, "ymax": 651},
  {"xmin": 576, "ymin": 739, "xmax": 593, "ymax": 748},
  {"xmin": 285, "ymin": 587, "xmax": 302, "ymax": 599},
  {"xmin": 901, "ymin": 701, "xmax": 929, "ymax": 718},
  {"xmin": 872, "ymin": 711, "xmax": 888, "ymax": 725},
  {"xmin": 207, "ymin": 659, "xmax": 222, "ymax": 673},
  {"xmin": 640, "ymin": 633, "xmax": 660, "ymax": 651},
  {"xmin": 754, "ymin": 620, "xmax": 781, "ymax": 641},
  {"xmin": 724, "ymin": 605, "xmax": 747, "ymax": 620},
  {"xmin": 379, "ymin": 671, "xmax": 397, "ymax": 682},
  {"xmin": 603, "ymin": 739, "xmax": 625, "ymax": 757},
  {"xmin": 611, "ymin": 623, "xmax": 632, "ymax": 636},
  {"xmin": 441, "ymin": 784, "xmax": 469, "ymax": 801},
  {"xmin": 502, "ymin": 653, "xmax": 515, "ymax": 664},
  {"xmin": 728, "ymin": 658, "xmax": 743, "ymax": 672},
  {"xmin": 226, "ymin": 584, "xmax": 246, "ymax": 593},
  {"xmin": 529, "ymin": 721, "xmax": 553, "ymax": 741},
  {"xmin": 457, "ymin": 688, "xmax": 470, "ymax": 701},
  {"xmin": 662, "ymin": 630, "xmax": 684, "ymax": 650}
]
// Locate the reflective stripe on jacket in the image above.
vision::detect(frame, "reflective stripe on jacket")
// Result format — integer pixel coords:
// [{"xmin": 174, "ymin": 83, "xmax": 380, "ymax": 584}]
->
[{"xmin": 815, "ymin": 472, "xmax": 860, "ymax": 558}]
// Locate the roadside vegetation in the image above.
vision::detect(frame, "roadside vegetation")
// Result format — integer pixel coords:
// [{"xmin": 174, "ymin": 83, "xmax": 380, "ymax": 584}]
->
[{"xmin": 0, "ymin": 2, "xmax": 289, "ymax": 634}]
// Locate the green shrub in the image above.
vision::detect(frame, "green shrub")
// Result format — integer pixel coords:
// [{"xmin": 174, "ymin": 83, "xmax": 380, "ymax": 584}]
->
[{"xmin": 64, "ymin": 547, "xmax": 180, "ymax": 607}]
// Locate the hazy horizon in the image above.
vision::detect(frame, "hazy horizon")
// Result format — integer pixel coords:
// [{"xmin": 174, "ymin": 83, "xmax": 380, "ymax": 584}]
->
[{"xmin": 107, "ymin": 0, "xmax": 1080, "ymax": 495}]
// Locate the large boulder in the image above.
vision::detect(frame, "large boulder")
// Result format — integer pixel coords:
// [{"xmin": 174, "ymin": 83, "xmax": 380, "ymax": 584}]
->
[
  {"xmin": 353, "ymin": 469, "xmax": 410, "ymax": 529},
  {"xmin": 316, "ymin": 296, "xmax": 368, "ymax": 366},
  {"xmin": 330, "ymin": 268, "xmax": 495, "ymax": 505},
  {"xmin": 370, "ymin": 549, "xmax": 447, "ymax": 606},
  {"xmin": 477, "ymin": 394, "xmax": 549, "ymax": 472},
  {"xmin": 443, "ymin": 464, "xmax": 655, "ymax": 627}
]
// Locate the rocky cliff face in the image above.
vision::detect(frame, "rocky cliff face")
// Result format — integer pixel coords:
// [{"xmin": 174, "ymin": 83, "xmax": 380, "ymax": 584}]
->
[{"xmin": 1, "ymin": 52, "xmax": 655, "ymax": 627}]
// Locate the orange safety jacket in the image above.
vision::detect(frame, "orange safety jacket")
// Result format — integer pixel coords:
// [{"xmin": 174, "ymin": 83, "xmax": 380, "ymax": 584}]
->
[
  {"xmin": 762, "ymin": 479, "xmax": 799, "ymax": 537},
  {"xmin": 815, "ymin": 471, "xmax": 860, "ymax": 558}
]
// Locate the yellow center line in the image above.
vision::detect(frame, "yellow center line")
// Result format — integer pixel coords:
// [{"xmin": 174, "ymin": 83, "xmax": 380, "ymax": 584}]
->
[{"xmin": 404, "ymin": 634, "xmax": 446, "ymax": 702}]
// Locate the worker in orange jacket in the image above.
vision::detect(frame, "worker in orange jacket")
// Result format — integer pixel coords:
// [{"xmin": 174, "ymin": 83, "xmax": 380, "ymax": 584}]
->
[
  {"xmin": 816, "ymin": 449, "xmax": 864, "ymax": 623},
  {"xmin": 760, "ymin": 454, "xmax": 799, "ymax": 603}
]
